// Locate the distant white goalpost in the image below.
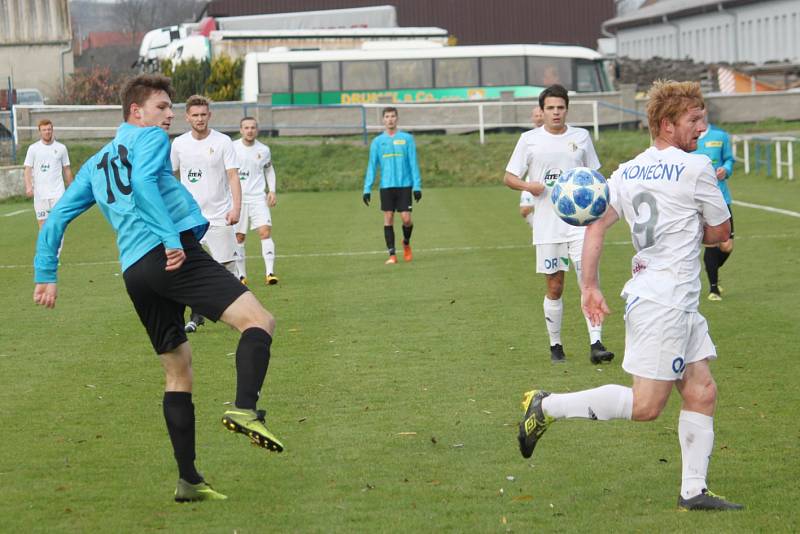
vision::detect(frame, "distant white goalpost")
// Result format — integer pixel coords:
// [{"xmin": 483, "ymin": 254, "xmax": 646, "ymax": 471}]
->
[
  {"xmin": 11, "ymin": 104, "xmax": 121, "ymax": 145},
  {"xmin": 362, "ymin": 100, "xmax": 600, "ymax": 144}
]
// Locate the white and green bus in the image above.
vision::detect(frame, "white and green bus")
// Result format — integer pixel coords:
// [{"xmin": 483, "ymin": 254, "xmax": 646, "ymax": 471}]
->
[{"xmin": 242, "ymin": 43, "xmax": 613, "ymax": 105}]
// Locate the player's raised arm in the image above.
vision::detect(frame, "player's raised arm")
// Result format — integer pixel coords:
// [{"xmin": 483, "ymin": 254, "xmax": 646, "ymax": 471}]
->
[
  {"xmin": 33, "ymin": 164, "xmax": 97, "ymax": 307},
  {"xmin": 580, "ymin": 205, "xmax": 619, "ymax": 326}
]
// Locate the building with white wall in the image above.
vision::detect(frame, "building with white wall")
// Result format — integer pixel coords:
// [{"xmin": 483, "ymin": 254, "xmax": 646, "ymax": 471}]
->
[
  {"xmin": 603, "ymin": 0, "xmax": 800, "ymax": 64},
  {"xmin": 0, "ymin": 0, "xmax": 74, "ymax": 98}
]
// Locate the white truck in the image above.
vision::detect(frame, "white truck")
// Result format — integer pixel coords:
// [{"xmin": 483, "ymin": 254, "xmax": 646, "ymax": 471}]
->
[{"xmin": 136, "ymin": 5, "xmax": 402, "ymax": 70}]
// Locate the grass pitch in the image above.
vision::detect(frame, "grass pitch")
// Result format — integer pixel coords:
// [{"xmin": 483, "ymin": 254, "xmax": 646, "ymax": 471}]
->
[{"xmin": 1, "ymin": 144, "xmax": 799, "ymax": 532}]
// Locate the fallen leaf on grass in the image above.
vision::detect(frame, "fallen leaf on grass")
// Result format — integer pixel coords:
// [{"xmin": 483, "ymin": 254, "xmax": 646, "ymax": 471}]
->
[{"xmin": 513, "ymin": 495, "xmax": 533, "ymax": 502}]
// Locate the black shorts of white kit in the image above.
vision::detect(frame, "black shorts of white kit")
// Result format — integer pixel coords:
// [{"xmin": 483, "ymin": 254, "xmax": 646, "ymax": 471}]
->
[
  {"xmin": 123, "ymin": 231, "xmax": 248, "ymax": 354},
  {"xmin": 727, "ymin": 204, "xmax": 735, "ymax": 239},
  {"xmin": 380, "ymin": 187, "xmax": 413, "ymax": 212}
]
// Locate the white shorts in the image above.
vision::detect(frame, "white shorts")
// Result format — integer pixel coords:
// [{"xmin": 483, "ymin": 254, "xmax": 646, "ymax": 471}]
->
[
  {"xmin": 200, "ymin": 225, "xmax": 239, "ymax": 263},
  {"xmin": 520, "ymin": 191, "xmax": 535, "ymax": 207},
  {"xmin": 622, "ymin": 296, "xmax": 717, "ymax": 381},
  {"xmin": 234, "ymin": 201, "xmax": 272, "ymax": 234},
  {"xmin": 535, "ymin": 239, "xmax": 583, "ymax": 274},
  {"xmin": 34, "ymin": 196, "xmax": 60, "ymax": 220}
]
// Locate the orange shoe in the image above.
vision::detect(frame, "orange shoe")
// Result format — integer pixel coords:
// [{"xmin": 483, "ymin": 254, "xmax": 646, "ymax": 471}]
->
[
  {"xmin": 385, "ymin": 255, "xmax": 398, "ymax": 265},
  {"xmin": 402, "ymin": 242, "xmax": 413, "ymax": 262}
]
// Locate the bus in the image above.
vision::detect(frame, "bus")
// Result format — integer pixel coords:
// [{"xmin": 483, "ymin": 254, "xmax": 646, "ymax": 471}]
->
[{"xmin": 242, "ymin": 43, "xmax": 613, "ymax": 104}]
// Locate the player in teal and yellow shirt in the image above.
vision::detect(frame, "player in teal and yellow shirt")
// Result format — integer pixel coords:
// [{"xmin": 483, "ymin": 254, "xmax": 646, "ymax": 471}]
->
[
  {"xmin": 33, "ymin": 74, "xmax": 286, "ymax": 503},
  {"xmin": 693, "ymin": 118, "xmax": 735, "ymax": 301},
  {"xmin": 362, "ymin": 107, "xmax": 423, "ymax": 264}
]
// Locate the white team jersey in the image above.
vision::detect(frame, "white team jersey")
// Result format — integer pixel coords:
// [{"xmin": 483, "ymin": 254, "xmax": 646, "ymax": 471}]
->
[
  {"xmin": 609, "ymin": 146, "xmax": 730, "ymax": 311},
  {"xmin": 233, "ymin": 139, "xmax": 271, "ymax": 202},
  {"xmin": 24, "ymin": 140, "xmax": 70, "ymax": 199},
  {"xmin": 171, "ymin": 129, "xmax": 238, "ymax": 225},
  {"xmin": 506, "ymin": 126, "xmax": 600, "ymax": 244}
]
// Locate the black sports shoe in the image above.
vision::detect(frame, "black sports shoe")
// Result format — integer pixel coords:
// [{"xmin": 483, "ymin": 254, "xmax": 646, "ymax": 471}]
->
[
  {"xmin": 589, "ymin": 341, "xmax": 615, "ymax": 364},
  {"xmin": 185, "ymin": 313, "xmax": 205, "ymax": 333},
  {"xmin": 678, "ymin": 489, "xmax": 743, "ymax": 511},
  {"xmin": 517, "ymin": 390, "xmax": 554, "ymax": 459},
  {"xmin": 550, "ymin": 344, "xmax": 566, "ymax": 363}
]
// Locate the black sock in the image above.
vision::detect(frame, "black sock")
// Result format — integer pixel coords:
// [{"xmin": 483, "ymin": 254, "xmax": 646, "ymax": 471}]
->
[
  {"xmin": 402, "ymin": 224, "xmax": 413, "ymax": 245},
  {"xmin": 718, "ymin": 248, "xmax": 731, "ymax": 268},
  {"xmin": 163, "ymin": 391, "xmax": 201, "ymax": 484},
  {"xmin": 704, "ymin": 247, "xmax": 720, "ymax": 289},
  {"xmin": 384, "ymin": 225, "xmax": 396, "ymax": 255},
  {"xmin": 235, "ymin": 327, "xmax": 272, "ymax": 410}
]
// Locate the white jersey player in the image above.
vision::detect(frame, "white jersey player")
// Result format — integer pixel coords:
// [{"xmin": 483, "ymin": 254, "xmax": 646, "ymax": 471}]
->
[
  {"xmin": 518, "ymin": 105, "xmax": 544, "ymax": 237},
  {"xmin": 24, "ymin": 119, "xmax": 72, "ymax": 228},
  {"xmin": 516, "ymin": 81, "xmax": 741, "ymax": 512},
  {"xmin": 504, "ymin": 84, "xmax": 613, "ymax": 364},
  {"xmin": 233, "ymin": 117, "xmax": 278, "ymax": 286},
  {"xmin": 170, "ymin": 95, "xmax": 241, "ymax": 333}
]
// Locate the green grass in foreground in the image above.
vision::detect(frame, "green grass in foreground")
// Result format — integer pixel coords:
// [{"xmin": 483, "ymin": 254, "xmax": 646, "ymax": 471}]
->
[{"xmin": 1, "ymin": 171, "xmax": 799, "ymax": 532}]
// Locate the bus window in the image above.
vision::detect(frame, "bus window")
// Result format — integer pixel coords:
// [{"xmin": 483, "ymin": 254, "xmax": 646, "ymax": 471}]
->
[
  {"xmin": 342, "ymin": 61, "xmax": 386, "ymax": 90},
  {"xmin": 527, "ymin": 57, "xmax": 572, "ymax": 89},
  {"xmin": 480, "ymin": 57, "xmax": 524, "ymax": 87},
  {"xmin": 259, "ymin": 63, "xmax": 289, "ymax": 93},
  {"xmin": 388, "ymin": 59, "xmax": 433, "ymax": 89},
  {"xmin": 434, "ymin": 58, "xmax": 479, "ymax": 88},
  {"xmin": 576, "ymin": 61, "xmax": 602, "ymax": 92},
  {"xmin": 322, "ymin": 62, "xmax": 340, "ymax": 91}
]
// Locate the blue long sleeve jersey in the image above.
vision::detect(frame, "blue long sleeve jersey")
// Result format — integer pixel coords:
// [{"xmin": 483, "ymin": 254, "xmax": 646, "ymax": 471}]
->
[
  {"xmin": 693, "ymin": 124, "xmax": 734, "ymax": 204},
  {"xmin": 34, "ymin": 123, "xmax": 209, "ymax": 283},
  {"xmin": 362, "ymin": 131, "xmax": 422, "ymax": 194}
]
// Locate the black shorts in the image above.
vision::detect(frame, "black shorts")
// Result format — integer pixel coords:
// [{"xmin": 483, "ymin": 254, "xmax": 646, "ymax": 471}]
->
[
  {"xmin": 727, "ymin": 204, "xmax": 734, "ymax": 239},
  {"xmin": 380, "ymin": 187, "xmax": 413, "ymax": 213},
  {"xmin": 123, "ymin": 231, "xmax": 248, "ymax": 354}
]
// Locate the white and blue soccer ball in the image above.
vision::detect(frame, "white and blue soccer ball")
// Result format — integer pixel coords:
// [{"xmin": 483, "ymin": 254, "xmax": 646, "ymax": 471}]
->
[{"xmin": 550, "ymin": 167, "xmax": 609, "ymax": 226}]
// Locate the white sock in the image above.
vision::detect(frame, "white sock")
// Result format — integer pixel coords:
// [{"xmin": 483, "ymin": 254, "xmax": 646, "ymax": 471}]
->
[
  {"xmin": 573, "ymin": 261, "xmax": 602, "ymax": 344},
  {"xmin": 542, "ymin": 385, "xmax": 632, "ymax": 420},
  {"xmin": 525, "ymin": 211, "xmax": 535, "ymax": 229},
  {"xmin": 543, "ymin": 296, "xmax": 563, "ymax": 346},
  {"xmin": 679, "ymin": 410, "xmax": 714, "ymax": 499},
  {"xmin": 586, "ymin": 317, "xmax": 603, "ymax": 344},
  {"xmin": 235, "ymin": 243, "xmax": 247, "ymax": 279},
  {"xmin": 262, "ymin": 238, "xmax": 275, "ymax": 275}
]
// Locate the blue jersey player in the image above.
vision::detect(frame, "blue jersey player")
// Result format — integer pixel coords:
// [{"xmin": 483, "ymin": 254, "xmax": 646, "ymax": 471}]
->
[
  {"xmin": 694, "ymin": 116, "xmax": 735, "ymax": 301},
  {"xmin": 33, "ymin": 74, "xmax": 285, "ymax": 503},
  {"xmin": 362, "ymin": 107, "xmax": 423, "ymax": 264}
]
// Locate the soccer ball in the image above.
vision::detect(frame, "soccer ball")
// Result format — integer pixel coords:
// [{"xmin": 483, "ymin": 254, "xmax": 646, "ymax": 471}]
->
[{"xmin": 550, "ymin": 167, "xmax": 609, "ymax": 226}]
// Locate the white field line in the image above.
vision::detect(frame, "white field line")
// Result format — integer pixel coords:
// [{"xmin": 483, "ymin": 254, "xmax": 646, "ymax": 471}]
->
[
  {"xmin": 732, "ymin": 200, "xmax": 800, "ymax": 218},
  {"xmin": 0, "ymin": 233, "xmax": 796, "ymax": 270},
  {"xmin": 2, "ymin": 209, "xmax": 28, "ymax": 217}
]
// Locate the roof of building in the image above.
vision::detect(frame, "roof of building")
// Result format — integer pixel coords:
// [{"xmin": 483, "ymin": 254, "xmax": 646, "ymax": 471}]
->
[{"xmin": 603, "ymin": 0, "xmax": 764, "ymax": 32}]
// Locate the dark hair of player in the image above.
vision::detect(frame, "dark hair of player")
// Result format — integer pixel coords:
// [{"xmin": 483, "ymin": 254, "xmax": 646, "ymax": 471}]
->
[
  {"xmin": 382, "ymin": 106, "xmax": 398, "ymax": 117},
  {"xmin": 538, "ymin": 84, "xmax": 569, "ymax": 109},
  {"xmin": 120, "ymin": 74, "xmax": 175, "ymax": 121}
]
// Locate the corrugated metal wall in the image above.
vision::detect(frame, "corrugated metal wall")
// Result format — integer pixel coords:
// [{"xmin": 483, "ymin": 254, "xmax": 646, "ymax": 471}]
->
[
  {"xmin": 204, "ymin": 0, "xmax": 615, "ymax": 49},
  {"xmin": 616, "ymin": 0, "xmax": 800, "ymax": 63},
  {"xmin": 0, "ymin": 0, "xmax": 71, "ymax": 45}
]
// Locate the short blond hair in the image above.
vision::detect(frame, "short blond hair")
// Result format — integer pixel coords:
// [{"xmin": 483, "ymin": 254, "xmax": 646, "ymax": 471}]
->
[
  {"xmin": 646, "ymin": 80, "xmax": 704, "ymax": 138},
  {"xmin": 185, "ymin": 94, "xmax": 210, "ymax": 110}
]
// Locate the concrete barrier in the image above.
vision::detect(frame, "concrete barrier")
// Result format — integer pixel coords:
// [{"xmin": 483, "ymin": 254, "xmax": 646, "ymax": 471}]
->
[{"xmin": 0, "ymin": 165, "xmax": 24, "ymax": 200}]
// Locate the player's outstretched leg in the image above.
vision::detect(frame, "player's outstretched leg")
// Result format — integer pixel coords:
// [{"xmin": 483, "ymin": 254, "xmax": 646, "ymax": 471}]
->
[{"xmin": 518, "ymin": 390, "xmax": 554, "ymax": 458}]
